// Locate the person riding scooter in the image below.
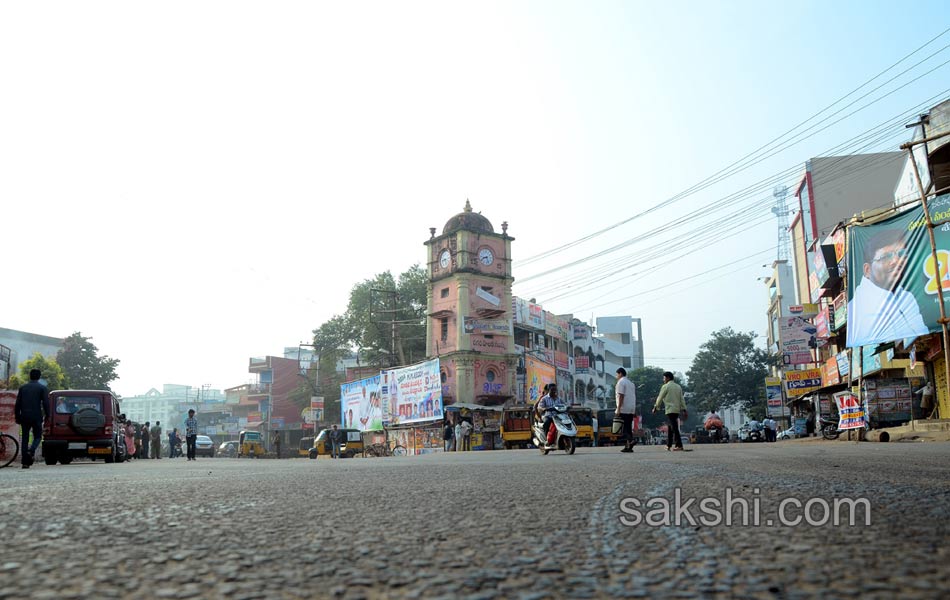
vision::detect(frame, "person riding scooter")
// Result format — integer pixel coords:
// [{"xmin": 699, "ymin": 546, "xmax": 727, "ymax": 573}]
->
[{"xmin": 536, "ymin": 384, "xmax": 560, "ymax": 449}]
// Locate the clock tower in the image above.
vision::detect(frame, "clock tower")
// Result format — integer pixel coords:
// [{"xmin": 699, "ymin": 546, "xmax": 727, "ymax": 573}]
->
[{"xmin": 425, "ymin": 201, "xmax": 518, "ymax": 407}]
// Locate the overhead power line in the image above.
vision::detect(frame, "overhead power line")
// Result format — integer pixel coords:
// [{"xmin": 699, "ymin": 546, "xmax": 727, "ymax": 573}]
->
[{"xmin": 516, "ymin": 28, "xmax": 950, "ymax": 267}]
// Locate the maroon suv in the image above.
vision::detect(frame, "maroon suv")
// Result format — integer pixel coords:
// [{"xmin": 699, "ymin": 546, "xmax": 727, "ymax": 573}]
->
[{"xmin": 42, "ymin": 390, "xmax": 122, "ymax": 465}]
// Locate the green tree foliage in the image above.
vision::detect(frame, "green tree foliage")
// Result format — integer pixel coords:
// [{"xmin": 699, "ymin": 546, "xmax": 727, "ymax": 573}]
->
[
  {"xmin": 56, "ymin": 332, "xmax": 120, "ymax": 390},
  {"xmin": 7, "ymin": 353, "xmax": 68, "ymax": 390},
  {"xmin": 686, "ymin": 328, "xmax": 771, "ymax": 416},
  {"xmin": 310, "ymin": 264, "xmax": 428, "ymax": 426}
]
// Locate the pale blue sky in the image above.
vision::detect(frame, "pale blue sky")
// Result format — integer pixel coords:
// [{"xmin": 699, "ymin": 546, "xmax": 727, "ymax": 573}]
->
[{"xmin": 2, "ymin": 1, "xmax": 948, "ymax": 393}]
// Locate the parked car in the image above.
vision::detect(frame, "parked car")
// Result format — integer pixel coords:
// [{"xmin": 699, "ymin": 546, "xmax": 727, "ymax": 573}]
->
[
  {"xmin": 42, "ymin": 389, "xmax": 125, "ymax": 465},
  {"xmin": 195, "ymin": 435, "xmax": 215, "ymax": 457},
  {"xmin": 218, "ymin": 440, "xmax": 239, "ymax": 457},
  {"xmin": 777, "ymin": 427, "xmax": 797, "ymax": 441}
]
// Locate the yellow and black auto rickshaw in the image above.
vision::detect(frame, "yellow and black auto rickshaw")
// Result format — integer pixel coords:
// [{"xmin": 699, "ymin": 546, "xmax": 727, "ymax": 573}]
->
[
  {"xmin": 568, "ymin": 406, "xmax": 595, "ymax": 446},
  {"xmin": 596, "ymin": 409, "xmax": 620, "ymax": 446},
  {"xmin": 298, "ymin": 436, "xmax": 314, "ymax": 457},
  {"xmin": 500, "ymin": 406, "xmax": 533, "ymax": 449},
  {"xmin": 308, "ymin": 428, "xmax": 364, "ymax": 458},
  {"xmin": 238, "ymin": 430, "xmax": 265, "ymax": 457}
]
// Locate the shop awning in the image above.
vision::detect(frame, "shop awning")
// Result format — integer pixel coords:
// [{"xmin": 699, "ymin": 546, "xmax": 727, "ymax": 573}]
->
[{"xmin": 445, "ymin": 403, "xmax": 505, "ymax": 412}]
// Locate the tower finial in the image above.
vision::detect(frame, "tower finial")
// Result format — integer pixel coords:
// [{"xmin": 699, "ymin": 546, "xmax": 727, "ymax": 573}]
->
[{"xmin": 464, "ymin": 199, "xmax": 472, "ymax": 212}]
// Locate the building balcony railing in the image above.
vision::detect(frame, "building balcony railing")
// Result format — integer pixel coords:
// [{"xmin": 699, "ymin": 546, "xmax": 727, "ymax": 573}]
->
[{"xmin": 247, "ymin": 383, "xmax": 271, "ymax": 396}]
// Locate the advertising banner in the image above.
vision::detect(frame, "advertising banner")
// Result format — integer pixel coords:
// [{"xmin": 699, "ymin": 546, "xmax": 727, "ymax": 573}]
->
[
  {"xmin": 573, "ymin": 325, "xmax": 590, "ymax": 340},
  {"xmin": 835, "ymin": 351, "xmax": 850, "ymax": 379},
  {"xmin": 789, "ymin": 304, "xmax": 820, "ymax": 318},
  {"xmin": 833, "ymin": 392, "xmax": 867, "ymax": 430},
  {"xmin": 528, "ymin": 302, "xmax": 545, "ymax": 331},
  {"xmin": 785, "ymin": 368, "xmax": 822, "ymax": 397},
  {"xmin": 815, "ymin": 306, "xmax": 831, "ymax": 339},
  {"xmin": 380, "ymin": 359, "xmax": 443, "ymax": 426},
  {"xmin": 340, "ymin": 375, "xmax": 383, "ymax": 431},
  {"xmin": 862, "ymin": 347, "xmax": 883, "ymax": 377},
  {"xmin": 555, "ymin": 351, "xmax": 570, "ymax": 370},
  {"xmin": 780, "ymin": 316, "xmax": 816, "ymax": 365},
  {"xmin": 863, "ymin": 378, "xmax": 912, "ymax": 423},
  {"xmin": 833, "ymin": 228, "xmax": 846, "ymax": 264},
  {"xmin": 524, "ymin": 355, "xmax": 556, "ymax": 403},
  {"xmin": 310, "ymin": 397, "xmax": 325, "ymax": 423},
  {"xmin": 512, "ymin": 297, "xmax": 529, "ymax": 326},
  {"xmin": 846, "ymin": 196, "xmax": 950, "ymax": 348},
  {"xmin": 575, "ymin": 356, "xmax": 590, "ymax": 374},
  {"xmin": 765, "ymin": 377, "xmax": 784, "ymax": 417},
  {"xmin": 833, "ymin": 293, "xmax": 847, "ymax": 331},
  {"xmin": 823, "ymin": 357, "xmax": 841, "ymax": 386},
  {"xmin": 463, "ymin": 317, "xmax": 511, "ymax": 335}
]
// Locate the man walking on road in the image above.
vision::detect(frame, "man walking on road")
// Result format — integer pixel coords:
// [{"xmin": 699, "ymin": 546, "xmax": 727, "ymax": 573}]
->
[
  {"xmin": 141, "ymin": 422, "xmax": 151, "ymax": 459},
  {"xmin": 150, "ymin": 421, "xmax": 162, "ymax": 459},
  {"xmin": 273, "ymin": 431, "xmax": 282, "ymax": 458},
  {"xmin": 14, "ymin": 369, "xmax": 48, "ymax": 469},
  {"xmin": 185, "ymin": 409, "xmax": 198, "ymax": 461},
  {"xmin": 329, "ymin": 425, "xmax": 342, "ymax": 459},
  {"xmin": 653, "ymin": 371, "xmax": 686, "ymax": 451},
  {"xmin": 614, "ymin": 368, "xmax": 637, "ymax": 453}
]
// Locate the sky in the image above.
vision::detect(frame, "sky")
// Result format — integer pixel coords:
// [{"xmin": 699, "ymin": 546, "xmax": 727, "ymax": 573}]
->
[{"xmin": 3, "ymin": 1, "xmax": 950, "ymax": 397}]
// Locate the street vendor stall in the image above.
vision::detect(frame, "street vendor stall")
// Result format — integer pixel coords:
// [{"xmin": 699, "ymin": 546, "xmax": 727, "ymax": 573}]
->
[{"xmin": 445, "ymin": 403, "xmax": 504, "ymax": 450}]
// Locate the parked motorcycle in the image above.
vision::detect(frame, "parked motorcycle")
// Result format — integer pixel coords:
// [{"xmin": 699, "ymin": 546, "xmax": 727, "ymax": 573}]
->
[
  {"xmin": 532, "ymin": 404, "xmax": 578, "ymax": 455},
  {"xmin": 820, "ymin": 417, "xmax": 841, "ymax": 440}
]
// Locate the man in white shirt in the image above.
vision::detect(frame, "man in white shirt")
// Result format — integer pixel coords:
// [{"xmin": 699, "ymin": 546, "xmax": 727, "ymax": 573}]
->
[
  {"xmin": 847, "ymin": 229, "xmax": 928, "ymax": 347},
  {"xmin": 614, "ymin": 368, "xmax": 637, "ymax": 454}
]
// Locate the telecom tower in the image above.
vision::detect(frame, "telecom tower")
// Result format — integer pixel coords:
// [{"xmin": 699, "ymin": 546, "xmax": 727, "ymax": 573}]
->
[{"xmin": 771, "ymin": 185, "xmax": 790, "ymax": 262}]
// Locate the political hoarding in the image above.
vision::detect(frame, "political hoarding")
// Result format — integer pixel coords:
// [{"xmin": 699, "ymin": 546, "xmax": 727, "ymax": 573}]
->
[
  {"xmin": 846, "ymin": 195, "xmax": 950, "ymax": 348},
  {"xmin": 310, "ymin": 397, "xmax": 325, "ymax": 423},
  {"xmin": 785, "ymin": 368, "xmax": 822, "ymax": 398},
  {"xmin": 380, "ymin": 359, "xmax": 443, "ymax": 426},
  {"xmin": 340, "ymin": 375, "xmax": 383, "ymax": 431}
]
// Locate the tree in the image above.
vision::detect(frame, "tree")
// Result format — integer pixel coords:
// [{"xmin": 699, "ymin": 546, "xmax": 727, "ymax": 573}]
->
[
  {"xmin": 628, "ymin": 367, "xmax": 690, "ymax": 430},
  {"xmin": 686, "ymin": 328, "xmax": 771, "ymax": 417},
  {"xmin": 56, "ymin": 332, "xmax": 120, "ymax": 391},
  {"xmin": 7, "ymin": 353, "xmax": 68, "ymax": 390}
]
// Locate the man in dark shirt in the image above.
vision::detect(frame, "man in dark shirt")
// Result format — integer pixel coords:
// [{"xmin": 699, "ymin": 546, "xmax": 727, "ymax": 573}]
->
[{"xmin": 14, "ymin": 369, "xmax": 48, "ymax": 469}]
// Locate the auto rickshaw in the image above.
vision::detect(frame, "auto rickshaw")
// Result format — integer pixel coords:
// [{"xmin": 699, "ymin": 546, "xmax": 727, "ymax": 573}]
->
[
  {"xmin": 568, "ymin": 406, "xmax": 595, "ymax": 446},
  {"xmin": 298, "ymin": 436, "xmax": 314, "ymax": 457},
  {"xmin": 308, "ymin": 428, "xmax": 364, "ymax": 458},
  {"xmin": 596, "ymin": 409, "xmax": 620, "ymax": 446},
  {"xmin": 500, "ymin": 406, "xmax": 533, "ymax": 449},
  {"xmin": 238, "ymin": 430, "xmax": 264, "ymax": 458}
]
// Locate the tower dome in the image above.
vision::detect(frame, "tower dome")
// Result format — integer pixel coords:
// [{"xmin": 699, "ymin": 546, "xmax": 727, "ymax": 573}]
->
[{"xmin": 442, "ymin": 200, "xmax": 494, "ymax": 235}]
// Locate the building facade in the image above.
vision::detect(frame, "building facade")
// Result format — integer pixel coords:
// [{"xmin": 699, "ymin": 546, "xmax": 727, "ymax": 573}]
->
[{"xmin": 0, "ymin": 327, "xmax": 64, "ymax": 383}]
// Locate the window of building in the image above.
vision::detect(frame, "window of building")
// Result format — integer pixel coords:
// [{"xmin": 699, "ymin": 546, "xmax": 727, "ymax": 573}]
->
[
  {"xmin": 440, "ymin": 369, "xmax": 447, "ymax": 384},
  {"xmin": 486, "ymin": 370, "xmax": 496, "ymax": 382},
  {"xmin": 440, "ymin": 318, "xmax": 448, "ymax": 342},
  {"xmin": 480, "ymin": 286, "xmax": 493, "ymax": 293},
  {"xmin": 623, "ymin": 357, "xmax": 632, "ymax": 368},
  {"xmin": 440, "ymin": 288, "xmax": 449, "ymax": 298},
  {"xmin": 621, "ymin": 333, "xmax": 631, "ymax": 345}
]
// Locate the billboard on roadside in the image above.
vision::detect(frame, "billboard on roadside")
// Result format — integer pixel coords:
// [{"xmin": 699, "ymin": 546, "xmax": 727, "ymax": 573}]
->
[
  {"xmin": 380, "ymin": 359, "xmax": 443, "ymax": 426},
  {"xmin": 846, "ymin": 196, "xmax": 950, "ymax": 348},
  {"xmin": 340, "ymin": 375, "xmax": 382, "ymax": 431}
]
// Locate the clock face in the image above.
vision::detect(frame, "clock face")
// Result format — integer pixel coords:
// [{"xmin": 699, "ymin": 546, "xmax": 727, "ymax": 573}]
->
[
  {"xmin": 439, "ymin": 249, "xmax": 451, "ymax": 269},
  {"xmin": 478, "ymin": 247, "xmax": 494, "ymax": 266}
]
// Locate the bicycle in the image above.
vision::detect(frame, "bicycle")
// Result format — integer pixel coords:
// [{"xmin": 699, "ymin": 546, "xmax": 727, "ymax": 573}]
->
[
  {"xmin": 0, "ymin": 433, "xmax": 20, "ymax": 468},
  {"xmin": 364, "ymin": 442, "xmax": 408, "ymax": 457}
]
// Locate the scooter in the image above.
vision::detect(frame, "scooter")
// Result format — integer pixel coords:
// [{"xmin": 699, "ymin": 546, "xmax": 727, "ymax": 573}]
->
[
  {"xmin": 820, "ymin": 417, "xmax": 841, "ymax": 440},
  {"xmin": 532, "ymin": 404, "xmax": 578, "ymax": 455}
]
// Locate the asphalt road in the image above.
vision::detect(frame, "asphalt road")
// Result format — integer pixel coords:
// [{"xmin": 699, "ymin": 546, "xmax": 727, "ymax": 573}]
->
[{"xmin": 1, "ymin": 441, "xmax": 948, "ymax": 600}]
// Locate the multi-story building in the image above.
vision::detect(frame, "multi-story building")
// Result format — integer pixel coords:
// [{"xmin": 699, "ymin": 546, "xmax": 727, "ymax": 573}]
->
[
  {"xmin": 0, "ymin": 327, "xmax": 64, "ymax": 383},
  {"xmin": 596, "ymin": 316, "xmax": 644, "ymax": 395},
  {"xmin": 570, "ymin": 319, "xmax": 607, "ymax": 408},
  {"xmin": 247, "ymin": 355, "xmax": 309, "ymax": 449}
]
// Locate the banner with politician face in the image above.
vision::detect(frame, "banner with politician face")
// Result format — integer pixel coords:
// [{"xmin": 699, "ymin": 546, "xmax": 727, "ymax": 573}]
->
[{"xmin": 846, "ymin": 195, "xmax": 950, "ymax": 348}]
